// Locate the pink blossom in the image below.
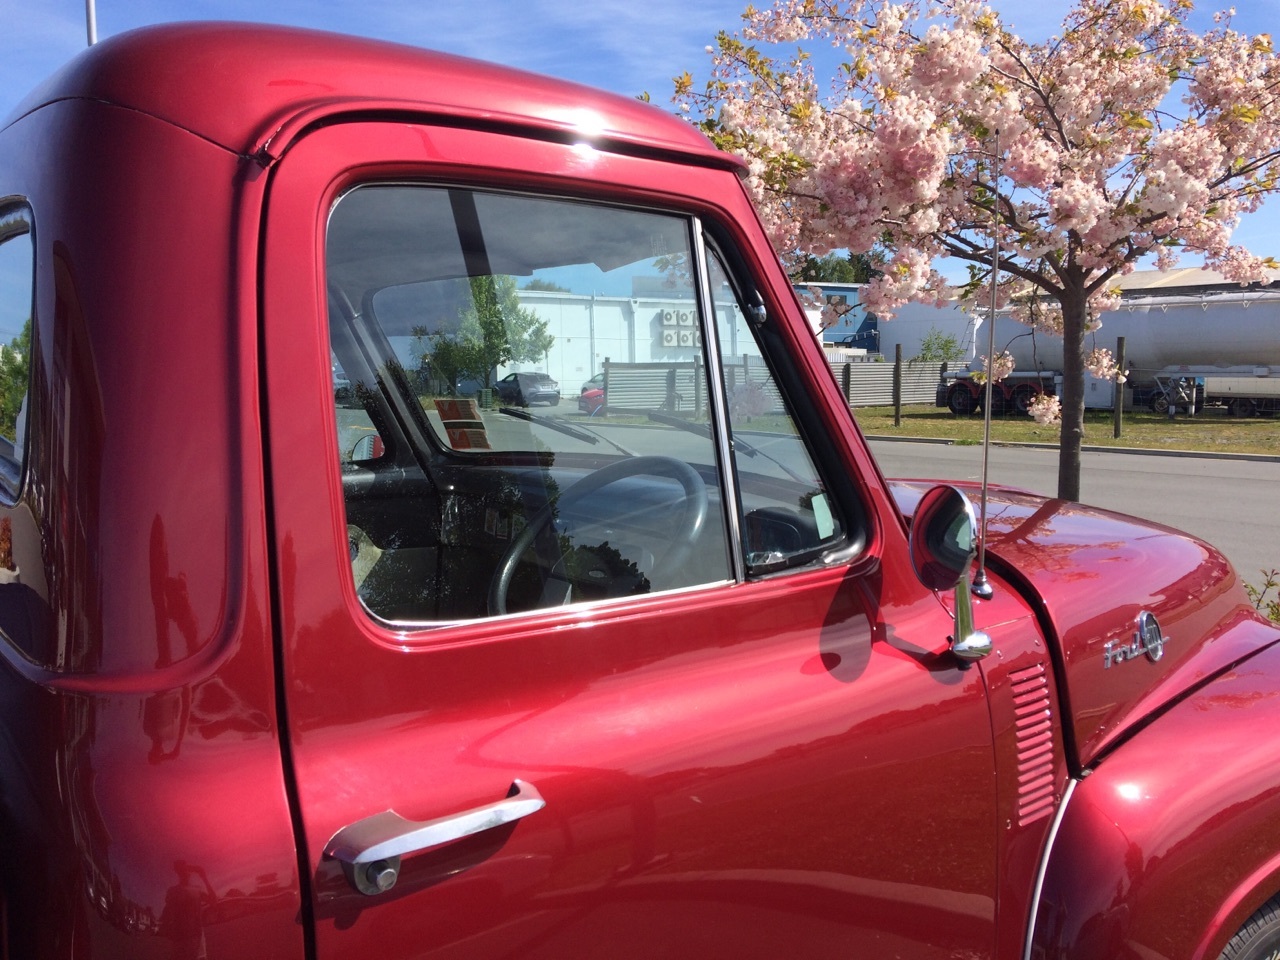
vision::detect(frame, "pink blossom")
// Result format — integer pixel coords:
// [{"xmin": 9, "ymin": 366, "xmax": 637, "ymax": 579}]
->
[
  {"xmin": 1028, "ymin": 394, "xmax": 1062, "ymax": 425},
  {"xmin": 820, "ymin": 300, "xmax": 855, "ymax": 328},
  {"xmin": 683, "ymin": 0, "xmax": 1280, "ymax": 499},
  {"xmin": 1005, "ymin": 137, "xmax": 1060, "ymax": 190},
  {"xmin": 1085, "ymin": 347, "xmax": 1127, "ymax": 382},
  {"xmin": 1050, "ymin": 177, "xmax": 1108, "ymax": 234},
  {"xmin": 1088, "ymin": 287, "xmax": 1123, "ymax": 315},
  {"xmin": 861, "ymin": 247, "xmax": 934, "ymax": 316},
  {"xmin": 973, "ymin": 350, "xmax": 1015, "ymax": 384}
]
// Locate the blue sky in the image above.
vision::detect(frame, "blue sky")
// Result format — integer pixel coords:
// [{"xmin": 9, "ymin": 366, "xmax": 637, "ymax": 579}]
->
[
  {"xmin": 0, "ymin": 0, "xmax": 757, "ymax": 114},
  {"xmin": 0, "ymin": 0, "xmax": 1277, "ymax": 279}
]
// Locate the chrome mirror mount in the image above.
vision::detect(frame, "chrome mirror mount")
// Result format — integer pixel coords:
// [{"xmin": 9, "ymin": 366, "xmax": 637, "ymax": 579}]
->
[
  {"xmin": 909, "ymin": 485, "xmax": 993, "ymax": 664},
  {"xmin": 950, "ymin": 573, "xmax": 993, "ymax": 662}
]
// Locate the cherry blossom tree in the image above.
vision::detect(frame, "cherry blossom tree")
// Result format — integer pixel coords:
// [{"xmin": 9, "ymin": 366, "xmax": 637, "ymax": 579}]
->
[{"xmin": 679, "ymin": 0, "xmax": 1280, "ymax": 500}]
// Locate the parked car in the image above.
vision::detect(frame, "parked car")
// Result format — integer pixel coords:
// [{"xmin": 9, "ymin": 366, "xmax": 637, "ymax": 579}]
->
[
  {"xmin": 494, "ymin": 371, "xmax": 559, "ymax": 406},
  {"xmin": 0, "ymin": 21, "xmax": 1278, "ymax": 960},
  {"xmin": 578, "ymin": 386, "xmax": 605, "ymax": 415},
  {"xmin": 580, "ymin": 372, "xmax": 604, "ymax": 394}
]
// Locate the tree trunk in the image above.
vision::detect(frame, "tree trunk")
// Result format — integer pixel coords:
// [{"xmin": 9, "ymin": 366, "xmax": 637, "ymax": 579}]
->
[{"xmin": 1056, "ymin": 282, "xmax": 1089, "ymax": 502}]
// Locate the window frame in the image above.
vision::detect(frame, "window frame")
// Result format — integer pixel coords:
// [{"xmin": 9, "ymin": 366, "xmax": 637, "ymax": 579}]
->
[
  {"xmin": 689, "ymin": 218, "xmax": 747, "ymax": 583},
  {"xmin": 323, "ymin": 179, "xmax": 864, "ymax": 628}
]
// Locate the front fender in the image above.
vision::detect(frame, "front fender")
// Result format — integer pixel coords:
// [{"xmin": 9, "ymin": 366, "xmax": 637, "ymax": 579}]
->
[{"xmin": 1031, "ymin": 640, "xmax": 1280, "ymax": 960}]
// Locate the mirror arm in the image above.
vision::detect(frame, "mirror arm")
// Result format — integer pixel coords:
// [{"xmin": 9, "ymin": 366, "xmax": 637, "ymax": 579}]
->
[
  {"xmin": 951, "ymin": 570, "xmax": 993, "ymax": 663},
  {"xmin": 907, "ymin": 484, "xmax": 993, "ymax": 665}
]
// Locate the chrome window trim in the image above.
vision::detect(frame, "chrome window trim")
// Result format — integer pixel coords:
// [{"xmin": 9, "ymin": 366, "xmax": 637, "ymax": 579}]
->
[{"xmin": 691, "ymin": 217, "xmax": 746, "ymax": 585}]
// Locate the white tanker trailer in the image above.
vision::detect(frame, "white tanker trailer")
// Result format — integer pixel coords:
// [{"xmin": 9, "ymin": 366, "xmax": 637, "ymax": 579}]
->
[{"xmin": 941, "ymin": 285, "xmax": 1280, "ymax": 417}]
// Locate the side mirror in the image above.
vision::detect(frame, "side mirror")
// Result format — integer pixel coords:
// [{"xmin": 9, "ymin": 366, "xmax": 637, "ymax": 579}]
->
[
  {"xmin": 908, "ymin": 485, "xmax": 992, "ymax": 663},
  {"xmin": 350, "ymin": 434, "xmax": 385, "ymax": 462}
]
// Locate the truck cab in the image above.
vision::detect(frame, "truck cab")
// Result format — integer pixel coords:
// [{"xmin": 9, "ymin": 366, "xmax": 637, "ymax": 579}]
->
[{"xmin": 0, "ymin": 22, "xmax": 1278, "ymax": 960}]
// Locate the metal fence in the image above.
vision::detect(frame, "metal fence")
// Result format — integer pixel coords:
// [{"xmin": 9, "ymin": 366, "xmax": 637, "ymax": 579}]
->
[
  {"xmin": 827, "ymin": 358, "xmax": 946, "ymax": 407},
  {"xmin": 594, "ymin": 356, "xmax": 944, "ymax": 413}
]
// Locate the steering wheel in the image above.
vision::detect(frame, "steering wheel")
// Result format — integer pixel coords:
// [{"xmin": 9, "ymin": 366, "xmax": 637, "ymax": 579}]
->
[{"xmin": 487, "ymin": 456, "xmax": 709, "ymax": 615}]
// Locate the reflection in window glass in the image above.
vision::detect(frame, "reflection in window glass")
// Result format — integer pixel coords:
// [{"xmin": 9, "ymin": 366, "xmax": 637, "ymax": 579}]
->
[
  {"xmin": 706, "ymin": 251, "xmax": 844, "ymax": 573},
  {"xmin": 0, "ymin": 216, "xmax": 33, "ymax": 497},
  {"xmin": 326, "ymin": 186, "xmax": 733, "ymax": 622},
  {"xmin": 325, "ymin": 186, "xmax": 852, "ymax": 624}
]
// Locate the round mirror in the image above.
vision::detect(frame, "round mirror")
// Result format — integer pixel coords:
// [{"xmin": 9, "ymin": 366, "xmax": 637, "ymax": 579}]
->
[
  {"xmin": 350, "ymin": 434, "xmax": 385, "ymax": 462},
  {"xmin": 909, "ymin": 485, "xmax": 978, "ymax": 592}
]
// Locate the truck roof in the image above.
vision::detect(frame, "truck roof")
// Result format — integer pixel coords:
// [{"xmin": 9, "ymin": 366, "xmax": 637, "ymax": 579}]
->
[{"xmin": 5, "ymin": 21, "xmax": 738, "ymax": 169}]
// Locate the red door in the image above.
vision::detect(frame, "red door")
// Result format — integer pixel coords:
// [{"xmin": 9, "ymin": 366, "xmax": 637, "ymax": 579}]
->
[{"xmin": 262, "ymin": 119, "xmax": 998, "ymax": 959}]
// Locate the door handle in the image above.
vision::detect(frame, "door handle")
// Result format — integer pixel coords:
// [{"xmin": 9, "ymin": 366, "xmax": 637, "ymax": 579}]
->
[{"xmin": 324, "ymin": 779, "xmax": 546, "ymax": 895}]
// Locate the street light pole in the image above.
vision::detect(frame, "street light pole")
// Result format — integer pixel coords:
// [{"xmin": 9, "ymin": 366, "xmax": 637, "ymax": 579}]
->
[{"xmin": 86, "ymin": 0, "xmax": 98, "ymax": 45}]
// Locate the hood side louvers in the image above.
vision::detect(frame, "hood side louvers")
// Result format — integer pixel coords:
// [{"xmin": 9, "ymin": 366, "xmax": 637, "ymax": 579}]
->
[{"xmin": 1012, "ymin": 662, "xmax": 1056, "ymax": 826}]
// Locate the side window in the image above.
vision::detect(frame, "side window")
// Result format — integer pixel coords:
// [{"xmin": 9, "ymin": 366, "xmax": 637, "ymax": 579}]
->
[
  {"xmin": 0, "ymin": 209, "xmax": 33, "ymax": 500},
  {"xmin": 326, "ymin": 186, "xmax": 734, "ymax": 623},
  {"xmin": 324, "ymin": 186, "xmax": 850, "ymax": 625},
  {"xmin": 706, "ymin": 250, "xmax": 845, "ymax": 573}
]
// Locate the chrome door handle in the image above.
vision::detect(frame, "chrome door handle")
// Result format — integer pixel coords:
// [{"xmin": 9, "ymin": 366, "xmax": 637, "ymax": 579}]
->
[{"xmin": 324, "ymin": 779, "xmax": 546, "ymax": 895}]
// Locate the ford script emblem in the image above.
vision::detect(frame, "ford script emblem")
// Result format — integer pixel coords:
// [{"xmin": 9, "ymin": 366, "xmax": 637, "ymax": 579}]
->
[{"xmin": 1103, "ymin": 612, "xmax": 1170, "ymax": 669}]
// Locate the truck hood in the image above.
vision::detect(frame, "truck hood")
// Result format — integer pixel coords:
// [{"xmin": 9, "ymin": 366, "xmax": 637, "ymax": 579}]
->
[{"xmin": 890, "ymin": 480, "xmax": 1280, "ymax": 768}]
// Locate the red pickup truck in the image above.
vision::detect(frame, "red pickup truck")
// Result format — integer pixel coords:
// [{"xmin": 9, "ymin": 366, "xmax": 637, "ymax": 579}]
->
[{"xmin": 1, "ymin": 22, "xmax": 1278, "ymax": 960}]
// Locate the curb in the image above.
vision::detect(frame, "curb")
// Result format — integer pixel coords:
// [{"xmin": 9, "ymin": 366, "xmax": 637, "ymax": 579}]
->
[{"xmin": 863, "ymin": 434, "xmax": 1280, "ymax": 464}]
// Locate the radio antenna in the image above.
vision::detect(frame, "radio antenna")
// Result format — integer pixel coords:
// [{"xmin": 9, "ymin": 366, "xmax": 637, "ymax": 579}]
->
[
  {"xmin": 86, "ymin": 0, "xmax": 98, "ymax": 45},
  {"xmin": 972, "ymin": 129, "xmax": 1000, "ymax": 601}
]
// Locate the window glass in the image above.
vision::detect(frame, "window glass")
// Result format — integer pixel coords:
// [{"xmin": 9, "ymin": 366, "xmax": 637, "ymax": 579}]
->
[
  {"xmin": 0, "ymin": 212, "xmax": 33, "ymax": 499},
  {"xmin": 326, "ymin": 187, "xmax": 850, "ymax": 624},
  {"xmin": 327, "ymin": 186, "xmax": 733, "ymax": 622},
  {"xmin": 706, "ymin": 250, "xmax": 845, "ymax": 573}
]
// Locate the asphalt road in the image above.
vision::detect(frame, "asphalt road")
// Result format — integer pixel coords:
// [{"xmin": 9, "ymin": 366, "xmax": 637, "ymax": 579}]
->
[
  {"xmin": 867, "ymin": 438, "xmax": 1280, "ymax": 585},
  {"xmin": 338, "ymin": 405, "xmax": 1278, "ymax": 587}
]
